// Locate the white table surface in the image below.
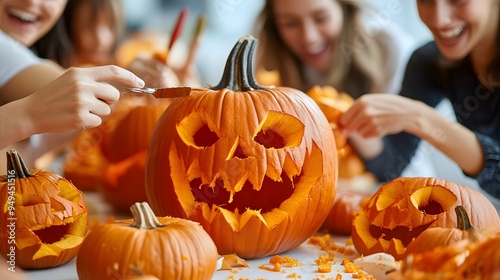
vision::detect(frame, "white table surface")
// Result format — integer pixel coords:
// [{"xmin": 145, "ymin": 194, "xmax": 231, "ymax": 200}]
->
[{"xmin": 22, "ymin": 191, "xmax": 363, "ymax": 280}]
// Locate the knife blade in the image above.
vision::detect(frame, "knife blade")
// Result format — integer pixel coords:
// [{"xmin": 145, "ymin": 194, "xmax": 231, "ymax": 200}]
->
[{"xmin": 123, "ymin": 86, "xmax": 191, "ymax": 98}]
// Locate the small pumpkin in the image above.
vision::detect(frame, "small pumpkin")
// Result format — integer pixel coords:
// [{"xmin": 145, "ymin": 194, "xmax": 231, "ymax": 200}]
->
[
  {"xmin": 0, "ymin": 150, "xmax": 88, "ymax": 269},
  {"xmin": 351, "ymin": 177, "xmax": 500, "ymax": 260},
  {"xmin": 322, "ymin": 187, "xmax": 371, "ymax": 235},
  {"xmin": 76, "ymin": 202, "xmax": 218, "ymax": 280},
  {"xmin": 405, "ymin": 205, "xmax": 474, "ymax": 256},
  {"xmin": 100, "ymin": 99, "xmax": 172, "ymax": 211},
  {"xmin": 146, "ymin": 35, "xmax": 338, "ymax": 259}
]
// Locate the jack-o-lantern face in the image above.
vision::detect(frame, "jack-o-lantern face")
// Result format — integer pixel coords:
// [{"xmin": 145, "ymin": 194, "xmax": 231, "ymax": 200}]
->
[
  {"xmin": 146, "ymin": 36, "xmax": 338, "ymax": 259},
  {"xmin": 0, "ymin": 150, "xmax": 88, "ymax": 269},
  {"xmin": 351, "ymin": 177, "xmax": 500, "ymax": 260}
]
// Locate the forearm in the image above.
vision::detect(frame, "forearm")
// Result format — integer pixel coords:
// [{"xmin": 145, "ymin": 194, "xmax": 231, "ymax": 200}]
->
[
  {"xmin": 408, "ymin": 101, "xmax": 483, "ymax": 175},
  {"xmin": 0, "ymin": 61, "xmax": 63, "ymax": 104},
  {"xmin": 0, "ymin": 99, "xmax": 35, "ymax": 150}
]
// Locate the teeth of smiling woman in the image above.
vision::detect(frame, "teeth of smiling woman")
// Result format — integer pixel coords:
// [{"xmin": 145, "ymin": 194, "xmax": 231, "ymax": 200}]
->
[
  {"xmin": 441, "ymin": 26, "xmax": 464, "ymax": 39},
  {"xmin": 307, "ymin": 45, "xmax": 327, "ymax": 55},
  {"xmin": 8, "ymin": 8, "xmax": 36, "ymax": 22}
]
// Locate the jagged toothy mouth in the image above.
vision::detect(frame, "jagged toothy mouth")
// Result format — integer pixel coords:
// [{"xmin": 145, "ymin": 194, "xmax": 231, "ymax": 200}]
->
[{"xmin": 190, "ymin": 173, "xmax": 301, "ymax": 214}]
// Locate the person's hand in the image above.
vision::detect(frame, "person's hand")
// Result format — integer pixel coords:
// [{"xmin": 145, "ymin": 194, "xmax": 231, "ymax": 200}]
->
[
  {"xmin": 126, "ymin": 57, "xmax": 181, "ymax": 88},
  {"xmin": 23, "ymin": 65, "xmax": 145, "ymax": 134},
  {"xmin": 340, "ymin": 94, "xmax": 425, "ymax": 138}
]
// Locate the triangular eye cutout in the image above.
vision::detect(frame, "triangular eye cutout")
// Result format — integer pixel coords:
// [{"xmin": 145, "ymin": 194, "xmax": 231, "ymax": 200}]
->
[
  {"xmin": 177, "ymin": 111, "xmax": 221, "ymax": 148},
  {"xmin": 253, "ymin": 111, "xmax": 305, "ymax": 149}
]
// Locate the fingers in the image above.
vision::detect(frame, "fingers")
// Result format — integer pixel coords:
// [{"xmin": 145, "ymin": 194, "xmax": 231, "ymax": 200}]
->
[{"xmin": 83, "ymin": 65, "xmax": 145, "ymax": 88}]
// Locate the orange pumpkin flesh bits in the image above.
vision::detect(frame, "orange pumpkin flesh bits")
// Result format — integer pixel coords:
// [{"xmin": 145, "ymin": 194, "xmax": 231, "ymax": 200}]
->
[
  {"xmin": 146, "ymin": 35, "xmax": 338, "ymax": 259},
  {"xmin": 0, "ymin": 150, "xmax": 88, "ymax": 269}
]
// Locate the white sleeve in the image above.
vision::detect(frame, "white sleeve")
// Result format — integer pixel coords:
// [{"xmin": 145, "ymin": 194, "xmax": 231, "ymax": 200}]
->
[{"xmin": 0, "ymin": 30, "xmax": 42, "ymax": 88}]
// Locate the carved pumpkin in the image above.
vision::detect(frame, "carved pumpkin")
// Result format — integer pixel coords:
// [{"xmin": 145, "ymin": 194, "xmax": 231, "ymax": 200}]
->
[
  {"xmin": 100, "ymin": 99, "xmax": 172, "ymax": 211},
  {"xmin": 351, "ymin": 177, "xmax": 500, "ymax": 260},
  {"xmin": 322, "ymin": 188, "xmax": 371, "ymax": 235},
  {"xmin": 146, "ymin": 35, "xmax": 338, "ymax": 259},
  {"xmin": 76, "ymin": 202, "xmax": 218, "ymax": 280},
  {"xmin": 0, "ymin": 150, "xmax": 88, "ymax": 269}
]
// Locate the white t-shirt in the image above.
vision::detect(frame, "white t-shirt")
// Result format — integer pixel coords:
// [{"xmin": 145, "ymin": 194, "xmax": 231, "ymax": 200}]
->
[{"xmin": 0, "ymin": 30, "xmax": 41, "ymax": 88}]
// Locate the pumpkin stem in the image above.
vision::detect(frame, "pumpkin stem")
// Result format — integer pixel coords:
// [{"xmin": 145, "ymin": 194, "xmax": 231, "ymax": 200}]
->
[
  {"xmin": 212, "ymin": 35, "xmax": 267, "ymax": 91},
  {"xmin": 6, "ymin": 149, "xmax": 33, "ymax": 178},
  {"xmin": 455, "ymin": 205, "xmax": 474, "ymax": 231},
  {"xmin": 130, "ymin": 202, "xmax": 164, "ymax": 229}
]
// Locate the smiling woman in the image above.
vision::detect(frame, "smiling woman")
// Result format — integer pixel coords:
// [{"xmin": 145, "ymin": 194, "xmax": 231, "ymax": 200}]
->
[
  {"xmin": 254, "ymin": 0, "xmax": 415, "ymax": 97},
  {"xmin": 0, "ymin": 0, "xmax": 67, "ymax": 47}
]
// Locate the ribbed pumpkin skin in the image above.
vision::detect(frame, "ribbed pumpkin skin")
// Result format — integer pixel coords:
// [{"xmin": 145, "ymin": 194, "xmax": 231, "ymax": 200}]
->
[
  {"xmin": 351, "ymin": 177, "xmax": 500, "ymax": 260},
  {"xmin": 0, "ymin": 151, "xmax": 88, "ymax": 269},
  {"xmin": 322, "ymin": 188, "xmax": 371, "ymax": 235},
  {"xmin": 76, "ymin": 216, "xmax": 218, "ymax": 280},
  {"xmin": 145, "ymin": 36, "xmax": 337, "ymax": 259}
]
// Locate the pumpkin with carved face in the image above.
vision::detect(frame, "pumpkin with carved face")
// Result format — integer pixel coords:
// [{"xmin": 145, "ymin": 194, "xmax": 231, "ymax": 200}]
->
[
  {"xmin": 146, "ymin": 36, "xmax": 338, "ymax": 259},
  {"xmin": 351, "ymin": 177, "xmax": 500, "ymax": 260},
  {"xmin": 0, "ymin": 150, "xmax": 88, "ymax": 269}
]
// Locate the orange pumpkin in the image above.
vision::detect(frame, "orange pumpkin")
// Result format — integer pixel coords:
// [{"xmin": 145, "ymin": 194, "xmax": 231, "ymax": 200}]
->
[
  {"xmin": 0, "ymin": 150, "xmax": 88, "ymax": 269},
  {"xmin": 322, "ymin": 188, "xmax": 371, "ymax": 235},
  {"xmin": 146, "ymin": 35, "xmax": 338, "ymax": 259},
  {"xmin": 100, "ymin": 99, "xmax": 172, "ymax": 211},
  {"xmin": 351, "ymin": 177, "xmax": 500, "ymax": 260},
  {"xmin": 76, "ymin": 202, "xmax": 218, "ymax": 280}
]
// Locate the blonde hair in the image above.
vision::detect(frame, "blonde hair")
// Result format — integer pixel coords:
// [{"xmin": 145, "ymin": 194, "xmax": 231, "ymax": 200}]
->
[{"xmin": 255, "ymin": 0, "xmax": 385, "ymax": 98}]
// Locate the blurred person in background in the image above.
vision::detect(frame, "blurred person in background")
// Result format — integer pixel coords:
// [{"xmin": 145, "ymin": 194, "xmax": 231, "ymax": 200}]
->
[{"xmin": 340, "ymin": 0, "xmax": 500, "ymax": 203}]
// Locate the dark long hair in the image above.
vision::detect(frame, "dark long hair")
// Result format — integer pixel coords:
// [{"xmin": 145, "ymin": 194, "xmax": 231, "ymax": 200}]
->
[
  {"xmin": 30, "ymin": 14, "xmax": 72, "ymax": 65},
  {"xmin": 31, "ymin": 0, "xmax": 123, "ymax": 67}
]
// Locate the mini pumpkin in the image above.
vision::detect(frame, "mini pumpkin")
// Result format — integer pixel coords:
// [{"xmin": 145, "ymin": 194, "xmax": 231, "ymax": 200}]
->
[
  {"xmin": 351, "ymin": 177, "xmax": 500, "ymax": 260},
  {"xmin": 146, "ymin": 35, "xmax": 338, "ymax": 259},
  {"xmin": 0, "ymin": 150, "xmax": 88, "ymax": 269},
  {"xmin": 76, "ymin": 202, "xmax": 218, "ymax": 280}
]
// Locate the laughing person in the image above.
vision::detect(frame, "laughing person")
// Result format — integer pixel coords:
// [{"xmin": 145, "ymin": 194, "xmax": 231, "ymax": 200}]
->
[{"xmin": 340, "ymin": 0, "xmax": 500, "ymax": 199}]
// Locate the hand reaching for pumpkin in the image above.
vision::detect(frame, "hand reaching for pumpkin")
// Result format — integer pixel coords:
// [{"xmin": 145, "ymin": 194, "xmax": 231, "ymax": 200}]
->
[
  {"xmin": 340, "ymin": 93, "xmax": 426, "ymax": 138},
  {"xmin": 19, "ymin": 65, "xmax": 145, "ymax": 135}
]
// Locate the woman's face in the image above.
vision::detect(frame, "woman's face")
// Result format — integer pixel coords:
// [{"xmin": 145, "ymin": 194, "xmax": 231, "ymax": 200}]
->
[
  {"xmin": 0, "ymin": 0, "xmax": 67, "ymax": 46},
  {"xmin": 72, "ymin": 1, "xmax": 117, "ymax": 66},
  {"xmin": 272, "ymin": 0, "xmax": 343, "ymax": 73},
  {"xmin": 417, "ymin": 0, "xmax": 499, "ymax": 61}
]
